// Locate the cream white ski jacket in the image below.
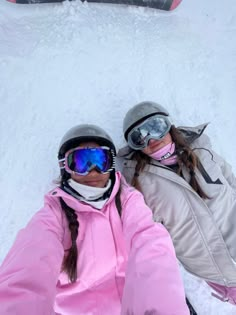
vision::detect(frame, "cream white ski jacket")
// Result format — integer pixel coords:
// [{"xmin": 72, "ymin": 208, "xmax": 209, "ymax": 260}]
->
[{"xmin": 119, "ymin": 124, "xmax": 236, "ymax": 286}]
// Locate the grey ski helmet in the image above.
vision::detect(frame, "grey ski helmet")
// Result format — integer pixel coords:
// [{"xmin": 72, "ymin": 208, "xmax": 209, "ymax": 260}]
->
[
  {"xmin": 58, "ymin": 124, "xmax": 116, "ymax": 159},
  {"xmin": 123, "ymin": 101, "xmax": 170, "ymax": 140}
]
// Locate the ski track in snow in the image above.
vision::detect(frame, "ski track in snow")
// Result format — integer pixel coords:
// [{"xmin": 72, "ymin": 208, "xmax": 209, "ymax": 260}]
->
[{"xmin": 0, "ymin": 0, "xmax": 236, "ymax": 314}]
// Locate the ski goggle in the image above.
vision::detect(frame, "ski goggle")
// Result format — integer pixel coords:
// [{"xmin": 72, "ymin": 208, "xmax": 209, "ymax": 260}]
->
[
  {"xmin": 127, "ymin": 115, "xmax": 171, "ymax": 150},
  {"xmin": 59, "ymin": 146, "xmax": 115, "ymax": 176}
]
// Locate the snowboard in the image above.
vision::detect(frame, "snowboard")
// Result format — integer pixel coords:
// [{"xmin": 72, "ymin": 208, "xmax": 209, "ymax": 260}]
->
[{"xmin": 7, "ymin": 0, "xmax": 182, "ymax": 11}]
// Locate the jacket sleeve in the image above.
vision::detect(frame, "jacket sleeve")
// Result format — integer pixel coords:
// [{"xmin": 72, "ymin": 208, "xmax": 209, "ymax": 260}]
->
[
  {"xmin": 120, "ymin": 178, "xmax": 189, "ymax": 315},
  {"xmin": 0, "ymin": 199, "xmax": 65, "ymax": 315}
]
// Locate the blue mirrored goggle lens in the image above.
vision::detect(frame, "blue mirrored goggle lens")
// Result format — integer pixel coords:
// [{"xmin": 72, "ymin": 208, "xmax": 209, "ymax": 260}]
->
[
  {"xmin": 128, "ymin": 116, "xmax": 170, "ymax": 149},
  {"xmin": 67, "ymin": 148, "xmax": 113, "ymax": 174}
]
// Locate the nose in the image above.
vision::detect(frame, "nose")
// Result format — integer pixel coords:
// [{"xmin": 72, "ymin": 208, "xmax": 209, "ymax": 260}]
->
[
  {"xmin": 87, "ymin": 167, "xmax": 100, "ymax": 176},
  {"xmin": 148, "ymin": 139, "xmax": 157, "ymax": 146}
]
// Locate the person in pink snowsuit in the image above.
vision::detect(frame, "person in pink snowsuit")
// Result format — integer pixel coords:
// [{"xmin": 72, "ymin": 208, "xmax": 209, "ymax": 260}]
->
[{"xmin": 0, "ymin": 124, "xmax": 189, "ymax": 315}]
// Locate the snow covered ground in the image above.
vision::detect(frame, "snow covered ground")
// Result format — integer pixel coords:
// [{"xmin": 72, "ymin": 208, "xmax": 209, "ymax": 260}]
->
[{"xmin": 0, "ymin": 0, "xmax": 236, "ymax": 313}]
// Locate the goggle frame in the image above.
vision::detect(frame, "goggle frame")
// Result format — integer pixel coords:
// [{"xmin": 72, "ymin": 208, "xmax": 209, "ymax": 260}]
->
[
  {"xmin": 59, "ymin": 146, "xmax": 116, "ymax": 176},
  {"xmin": 127, "ymin": 114, "xmax": 171, "ymax": 150}
]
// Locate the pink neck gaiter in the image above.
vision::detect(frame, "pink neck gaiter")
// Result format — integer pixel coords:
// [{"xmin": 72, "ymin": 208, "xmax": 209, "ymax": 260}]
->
[{"xmin": 149, "ymin": 142, "xmax": 178, "ymax": 166}]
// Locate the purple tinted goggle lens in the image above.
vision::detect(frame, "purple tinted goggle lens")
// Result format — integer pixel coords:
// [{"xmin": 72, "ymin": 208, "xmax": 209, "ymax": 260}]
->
[
  {"xmin": 59, "ymin": 146, "xmax": 115, "ymax": 176},
  {"xmin": 127, "ymin": 115, "xmax": 171, "ymax": 150}
]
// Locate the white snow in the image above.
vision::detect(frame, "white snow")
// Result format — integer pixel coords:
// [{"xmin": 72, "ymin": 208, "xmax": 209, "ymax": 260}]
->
[{"xmin": 0, "ymin": 0, "xmax": 236, "ymax": 313}]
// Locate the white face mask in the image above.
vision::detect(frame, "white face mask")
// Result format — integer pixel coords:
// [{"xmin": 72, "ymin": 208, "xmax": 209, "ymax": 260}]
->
[{"xmin": 68, "ymin": 178, "xmax": 112, "ymax": 209}]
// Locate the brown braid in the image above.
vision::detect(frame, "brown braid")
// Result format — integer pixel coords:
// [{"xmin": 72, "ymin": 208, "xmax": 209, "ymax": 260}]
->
[
  {"xmin": 115, "ymin": 184, "xmax": 123, "ymax": 216},
  {"xmin": 170, "ymin": 125, "xmax": 209, "ymax": 199},
  {"xmin": 131, "ymin": 151, "xmax": 150, "ymax": 193},
  {"xmin": 131, "ymin": 125, "xmax": 209, "ymax": 199},
  {"xmin": 60, "ymin": 197, "xmax": 79, "ymax": 283},
  {"xmin": 59, "ymin": 181, "xmax": 122, "ymax": 283}
]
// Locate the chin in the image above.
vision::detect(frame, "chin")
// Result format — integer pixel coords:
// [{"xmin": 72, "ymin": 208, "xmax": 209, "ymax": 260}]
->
[{"xmin": 85, "ymin": 181, "xmax": 102, "ymax": 187}]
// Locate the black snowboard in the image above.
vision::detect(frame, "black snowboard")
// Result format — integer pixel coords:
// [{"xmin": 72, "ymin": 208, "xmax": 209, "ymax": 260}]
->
[{"xmin": 7, "ymin": 0, "xmax": 182, "ymax": 11}]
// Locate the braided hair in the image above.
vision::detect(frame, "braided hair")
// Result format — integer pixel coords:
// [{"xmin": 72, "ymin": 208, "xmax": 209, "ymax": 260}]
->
[
  {"xmin": 59, "ymin": 197, "xmax": 79, "ymax": 283},
  {"xmin": 131, "ymin": 125, "xmax": 209, "ymax": 199},
  {"xmin": 59, "ymin": 177, "xmax": 122, "ymax": 283}
]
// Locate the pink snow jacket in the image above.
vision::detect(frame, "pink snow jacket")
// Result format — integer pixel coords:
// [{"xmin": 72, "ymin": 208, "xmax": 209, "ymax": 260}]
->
[{"xmin": 0, "ymin": 172, "xmax": 189, "ymax": 315}]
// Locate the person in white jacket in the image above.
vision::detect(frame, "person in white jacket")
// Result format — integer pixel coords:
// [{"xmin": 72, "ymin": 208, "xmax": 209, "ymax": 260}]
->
[
  {"xmin": 0, "ymin": 123, "xmax": 189, "ymax": 315},
  {"xmin": 119, "ymin": 101, "xmax": 236, "ymax": 305}
]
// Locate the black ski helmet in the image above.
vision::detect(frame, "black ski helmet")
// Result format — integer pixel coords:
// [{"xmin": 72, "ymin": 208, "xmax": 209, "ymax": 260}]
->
[
  {"xmin": 123, "ymin": 101, "xmax": 170, "ymax": 140},
  {"xmin": 58, "ymin": 124, "xmax": 116, "ymax": 160}
]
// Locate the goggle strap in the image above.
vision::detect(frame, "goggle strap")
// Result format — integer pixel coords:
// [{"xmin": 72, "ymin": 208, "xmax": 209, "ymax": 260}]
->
[{"xmin": 58, "ymin": 158, "xmax": 65, "ymax": 170}]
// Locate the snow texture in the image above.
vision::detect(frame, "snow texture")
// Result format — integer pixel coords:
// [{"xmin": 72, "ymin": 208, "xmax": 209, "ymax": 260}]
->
[{"xmin": 0, "ymin": 0, "xmax": 236, "ymax": 314}]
